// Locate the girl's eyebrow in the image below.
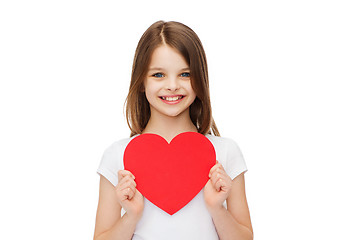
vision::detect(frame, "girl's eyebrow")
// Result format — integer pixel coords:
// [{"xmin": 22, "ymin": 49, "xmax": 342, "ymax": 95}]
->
[{"xmin": 148, "ymin": 67, "xmax": 190, "ymax": 71}]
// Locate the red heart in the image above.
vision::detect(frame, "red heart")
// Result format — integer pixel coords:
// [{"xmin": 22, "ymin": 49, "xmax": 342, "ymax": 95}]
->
[{"xmin": 123, "ymin": 132, "xmax": 216, "ymax": 215}]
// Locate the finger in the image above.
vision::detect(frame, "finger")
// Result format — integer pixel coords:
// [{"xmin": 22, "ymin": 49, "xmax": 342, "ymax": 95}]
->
[
  {"xmin": 116, "ymin": 186, "xmax": 133, "ymax": 201},
  {"xmin": 118, "ymin": 174, "xmax": 136, "ymax": 184},
  {"xmin": 119, "ymin": 182, "xmax": 136, "ymax": 194},
  {"xmin": 118, "ymin": 170, "xmax": 135, "ymax": 182},
  {"xmin": 208, "ymin": 162, "xmax": 224, "ymax": 177},
  {"xmin": 210, "ymin": 171, "xmax": 224, "ymax": 187},
  {"xmin": 215, "ymin": 178, "xmax": 225, "ymax": 192},
  {"xmin": 126, "ymin": 187, "xmax": 135, "ymax": 200},
  {"xmin": 122, "ymin": 187, "xmax": 135, "ymax": 200},
  {"xmin": 213, "ymin": 166, "xmax": 229, "ymax": 178},
  {"xmin": 132, "ymin": 188, "xmax": 144, "ymax": 201},
  {"xmin": 210, "ymin": 166, "xmax": 227, "ymax": 182},
  {"xmin": 135, "ymin": 188, "xmax": 143, "ymax": 196},
  {"xmin": 118, "ymin": 176, "xmax": 137, "ymax": 190},
  {"xmin": 204, "ymin": 179, "xmax": 213, "ymax": 189},
  {"xmin": 118, "ymin": 170, "xmax": 135, "ymax": 181},
  {"xmin": 212, "ymin": 173, "xmax": 232, "ymax": 192}
]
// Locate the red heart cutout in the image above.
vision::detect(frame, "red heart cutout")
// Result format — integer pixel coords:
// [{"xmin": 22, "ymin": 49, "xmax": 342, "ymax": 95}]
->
[{"xmin": 123, "ymin": 132, "xmax": 216, "ymax": 215}]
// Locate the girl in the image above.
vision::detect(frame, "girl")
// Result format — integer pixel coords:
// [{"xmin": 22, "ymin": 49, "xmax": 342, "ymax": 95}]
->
[{"xmin": 94, "ymin": 21, "xmax": 253, "ymax": 240}]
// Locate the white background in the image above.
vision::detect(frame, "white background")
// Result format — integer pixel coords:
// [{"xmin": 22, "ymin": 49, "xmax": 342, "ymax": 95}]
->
[{"xmin": 1, "ymin": 0, "xmax": 346, "ymax": 239}]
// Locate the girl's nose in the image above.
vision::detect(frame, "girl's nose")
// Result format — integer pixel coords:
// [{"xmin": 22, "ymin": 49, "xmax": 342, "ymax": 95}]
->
[{"xmin": 165, "ymin": 77, "xmax": 180, "ymax": 91}]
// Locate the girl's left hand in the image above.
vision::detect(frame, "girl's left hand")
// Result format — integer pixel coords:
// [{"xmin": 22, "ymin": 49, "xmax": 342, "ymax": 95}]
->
[{"xmin": 203, "ymin": 161, "xmax": 232, "ymax": 212}]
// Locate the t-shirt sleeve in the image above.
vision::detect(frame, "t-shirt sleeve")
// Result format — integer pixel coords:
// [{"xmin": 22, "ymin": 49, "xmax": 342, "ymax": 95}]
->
[
  {"xmin": 224, "ymin": 138, "xmax": 248, "ymax": 180},
  {"xmin": 97, "ymin": 141, "xmax": 124, "ymax": 187}
]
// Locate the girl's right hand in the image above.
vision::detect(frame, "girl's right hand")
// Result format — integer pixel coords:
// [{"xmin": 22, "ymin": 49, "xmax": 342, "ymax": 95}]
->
[{"xmin": 115, "ymin": 170, "xmax": 144, "ymax": 221}]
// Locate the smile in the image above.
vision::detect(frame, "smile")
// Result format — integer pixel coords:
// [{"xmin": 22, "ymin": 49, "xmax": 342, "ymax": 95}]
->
[
  {"xmin": 160, "ymin": 95, "xmax": 184, "ymax": 101},
  {"xmin": 159, "ymin": 95, "xmax": 185, "ymax": 104}
]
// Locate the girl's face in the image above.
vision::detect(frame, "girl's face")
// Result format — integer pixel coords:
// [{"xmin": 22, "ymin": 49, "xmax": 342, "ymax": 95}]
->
[{"xmin": 144, "ymin": 45, "xmax": 196, "ymax": 119}]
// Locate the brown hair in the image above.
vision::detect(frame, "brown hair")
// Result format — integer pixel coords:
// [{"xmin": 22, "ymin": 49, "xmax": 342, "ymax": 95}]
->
[{"xmin": 125, "ymin": 20, "xmax": 219, "ymax": 137}]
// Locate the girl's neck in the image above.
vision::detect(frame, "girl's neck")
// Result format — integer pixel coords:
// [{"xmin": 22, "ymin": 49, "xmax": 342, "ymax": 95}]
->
[{"xmin": 142, "ymin": 111, "xmax": 197, "ymax": 143}]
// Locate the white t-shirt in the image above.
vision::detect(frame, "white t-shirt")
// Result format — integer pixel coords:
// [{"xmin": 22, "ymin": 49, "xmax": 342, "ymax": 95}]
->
[{"xmin": 97, "ymin": 134, "xmax": 247, "ymax": 240}]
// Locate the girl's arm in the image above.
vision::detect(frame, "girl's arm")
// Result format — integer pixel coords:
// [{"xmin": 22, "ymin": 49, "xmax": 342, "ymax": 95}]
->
[
  {"xmin": 204, "ymin": 163, "xmax": 253, "ymax": 240},
  {"xmin": 93, "ymin": 173, "xmax": 143, "ymax": 240}
]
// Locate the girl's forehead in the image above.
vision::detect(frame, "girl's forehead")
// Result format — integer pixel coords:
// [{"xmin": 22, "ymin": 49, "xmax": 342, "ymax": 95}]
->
[{"xmin": 149, "ymin": 45, "xmax": 189, "ymax": 70}]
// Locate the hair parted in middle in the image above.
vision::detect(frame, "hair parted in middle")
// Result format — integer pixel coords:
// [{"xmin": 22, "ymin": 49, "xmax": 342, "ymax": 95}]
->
[{"xmin": 125, "ymin": 20, "xmax": 219, "ymax": 137}]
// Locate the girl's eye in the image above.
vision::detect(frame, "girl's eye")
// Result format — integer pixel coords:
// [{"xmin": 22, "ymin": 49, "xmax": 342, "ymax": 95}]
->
[
  {"xmin": 181, "ymin": 72, "xmax": 190, "ymax": 77},
  {"xmin": 153, "ymin": 73, "xmax": 164, "ymax": 78}
]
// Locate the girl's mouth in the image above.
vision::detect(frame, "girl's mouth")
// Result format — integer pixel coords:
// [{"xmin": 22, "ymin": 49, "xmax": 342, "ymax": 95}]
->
[{"xmin": 159, "ymin": 95, "xmax": 185, "ymax": 104}]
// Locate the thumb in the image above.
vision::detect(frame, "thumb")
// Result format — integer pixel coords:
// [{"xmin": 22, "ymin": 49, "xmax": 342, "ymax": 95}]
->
[{"xmin": 135, "ymin": 188, "xmax": 143, "ymax": 197}]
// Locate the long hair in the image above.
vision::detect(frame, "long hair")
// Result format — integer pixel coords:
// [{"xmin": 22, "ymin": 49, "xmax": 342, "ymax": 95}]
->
[{"xmin": 125, "ymin": 20, "xmax": 219, "ymax": 137}]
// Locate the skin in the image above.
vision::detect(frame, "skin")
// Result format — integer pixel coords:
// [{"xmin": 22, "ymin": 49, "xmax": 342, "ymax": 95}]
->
[{"xmin": 93, "ymin": 44, "xmax": 253, "ymax": 240}]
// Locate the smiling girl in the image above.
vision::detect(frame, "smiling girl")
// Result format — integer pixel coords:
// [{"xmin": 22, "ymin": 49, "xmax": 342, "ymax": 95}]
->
[{"xmin": 93, "ymin": 21, "xmax": 253, "ymax": 240}]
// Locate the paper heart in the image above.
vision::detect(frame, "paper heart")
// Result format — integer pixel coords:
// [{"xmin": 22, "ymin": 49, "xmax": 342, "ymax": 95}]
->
[{"xmin": 123, "ymin": 132, "xmax": 216, "ymax": 215}]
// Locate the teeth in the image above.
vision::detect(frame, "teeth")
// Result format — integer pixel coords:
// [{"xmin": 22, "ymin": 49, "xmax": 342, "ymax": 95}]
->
[{"xmin": 161, "ymin": 96, "xmax": 182, "ymax": 101}]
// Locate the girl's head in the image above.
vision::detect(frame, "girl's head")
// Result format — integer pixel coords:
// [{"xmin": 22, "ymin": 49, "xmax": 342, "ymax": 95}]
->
[{"xmin": 125, "ymin": 20, "xmax": 219, "ymax": 136}]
